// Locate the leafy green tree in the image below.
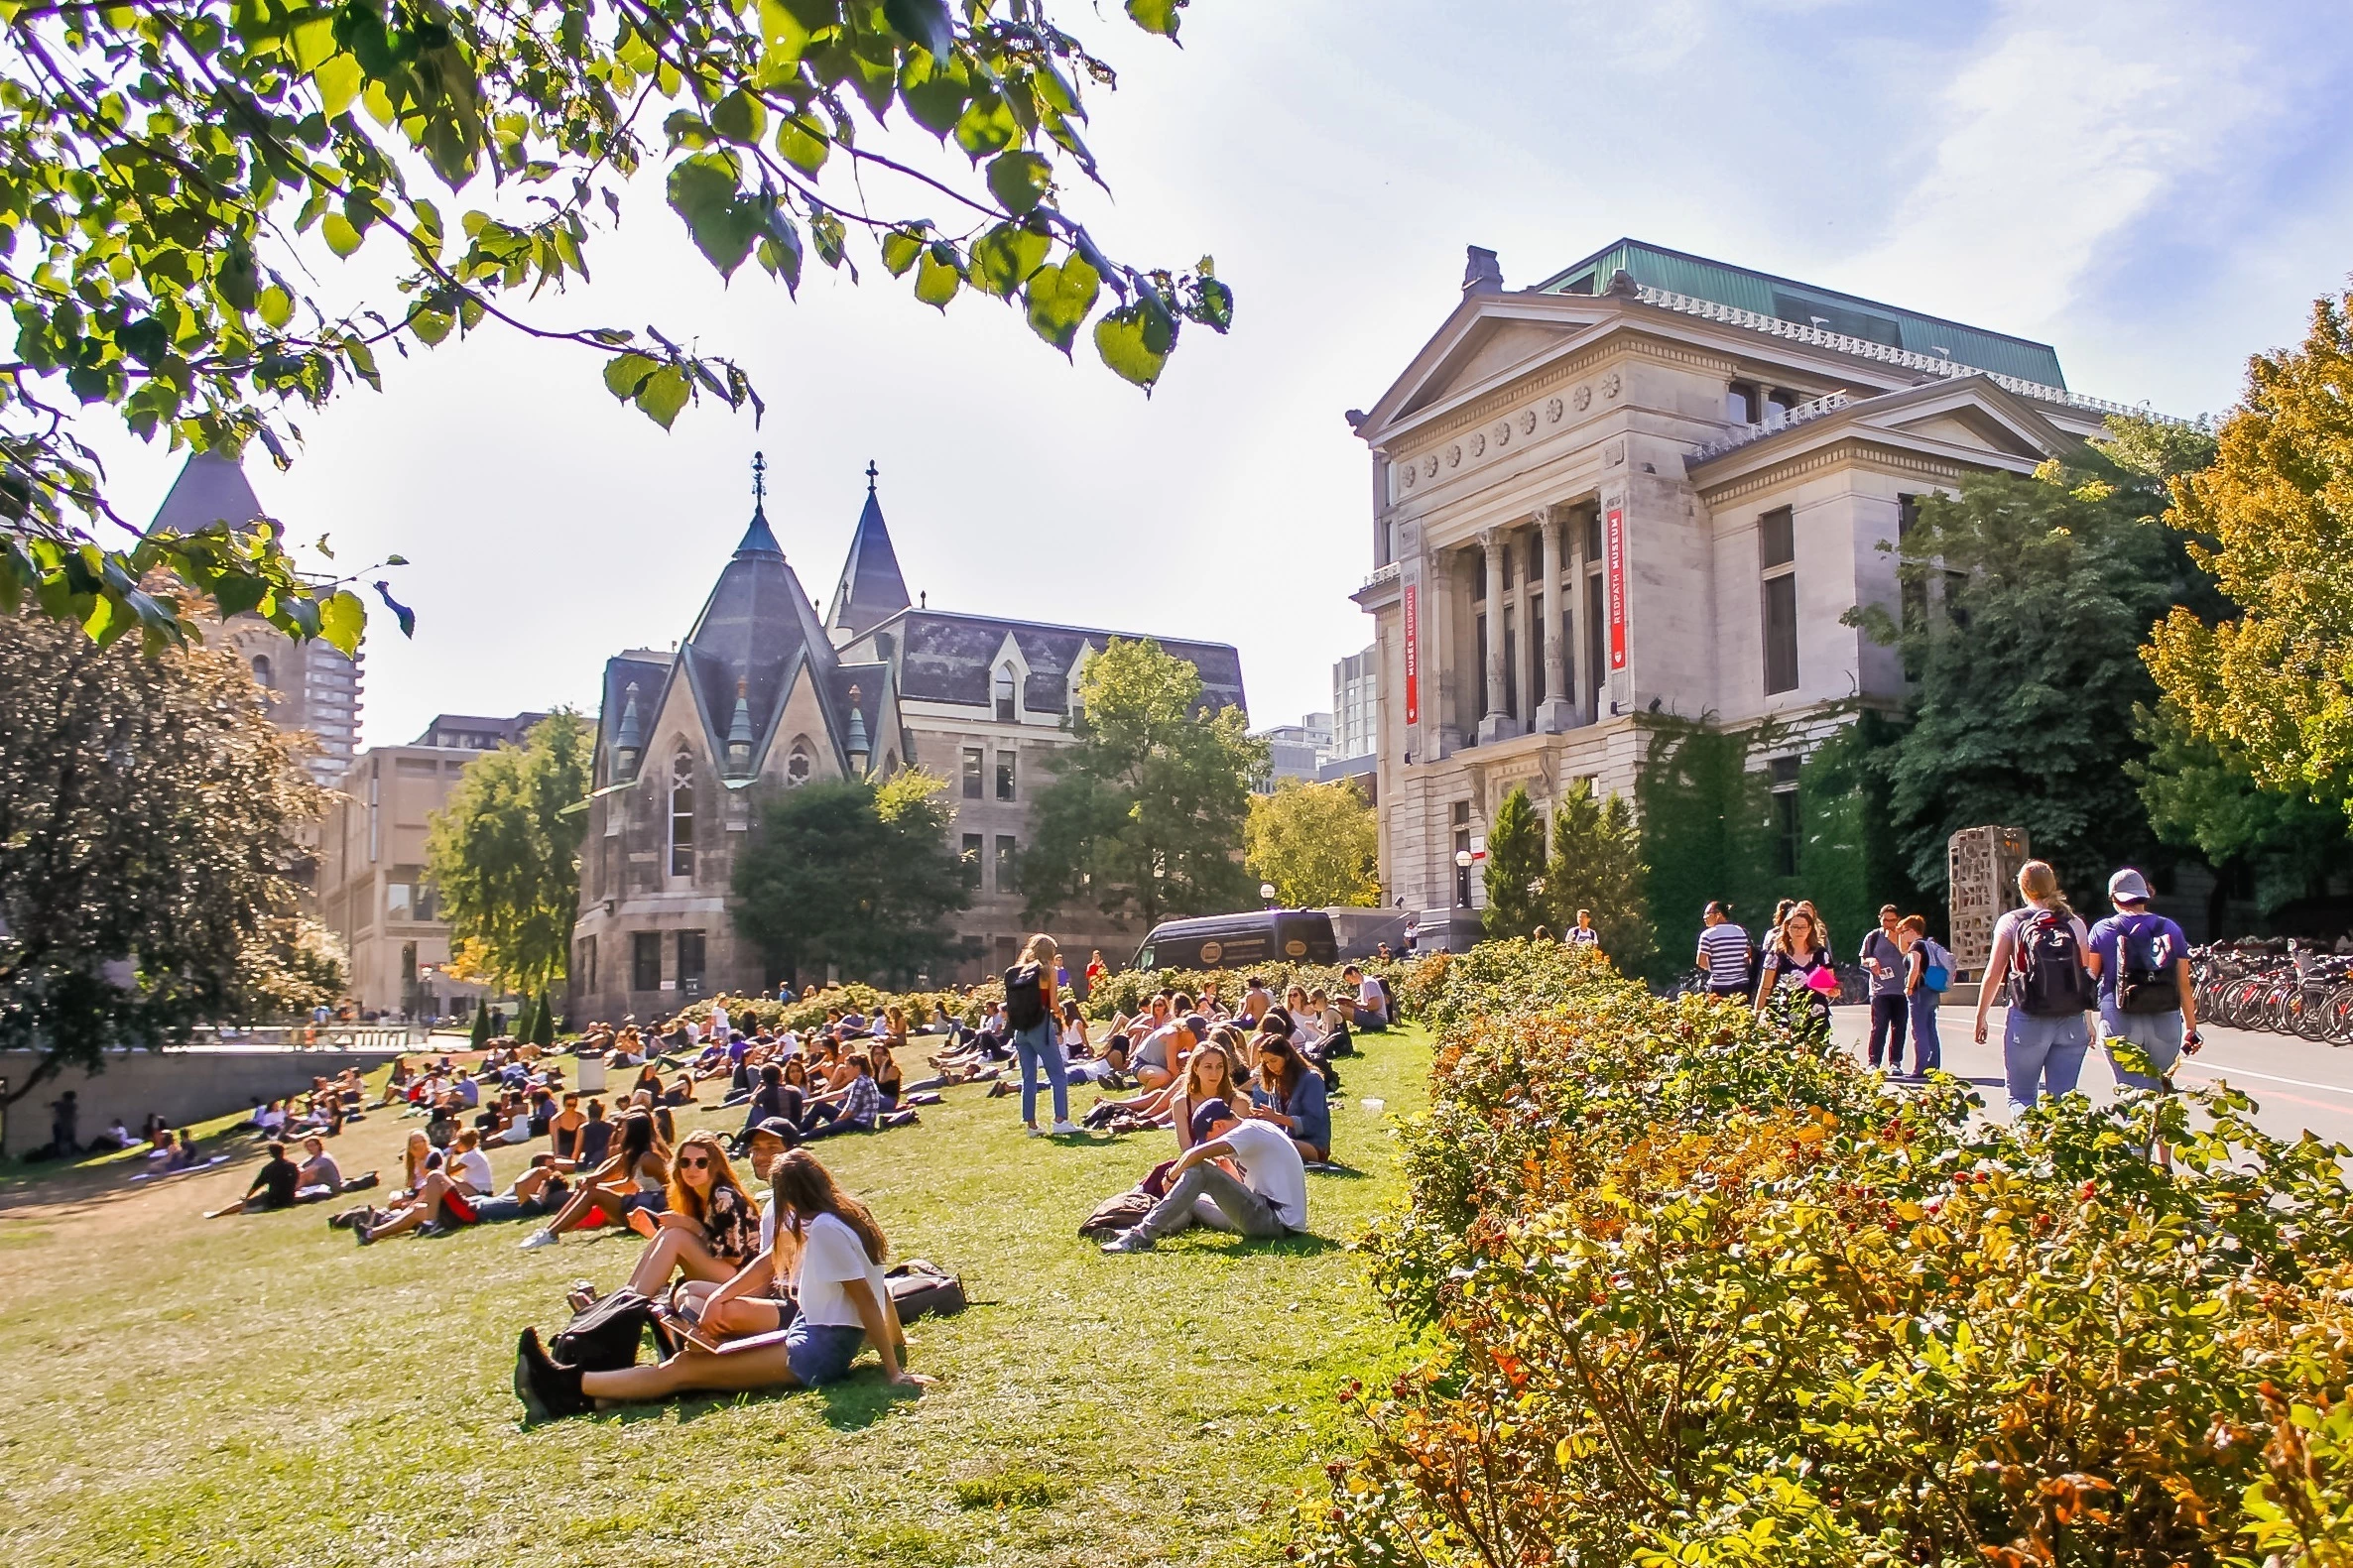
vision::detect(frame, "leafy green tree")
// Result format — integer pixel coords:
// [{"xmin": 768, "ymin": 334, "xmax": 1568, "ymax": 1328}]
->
[
  {"xmin": 1481, "ymin": 785, "xmax": 1548, "ymax": 938},
  {"xmin": 0, "ymin": 1, "xmax": 1228, "ymax": 653},
  {"xmin": 1019, "ymin": 638, "xmax": 1262, "ymax": 930},
  {"xmin": 533, "ymin": 989, "xmax": 557, "ymax": 1046},
  {"xmin": 1545, "ymin": 780, "xmax": 1653, "ymax": 970},
  {"xmin": 468, "ymin": 1000, "xmax": 492, "ymax": 1050},
  {"xmin": 221, "ymin": 914, "xmax": 350, "ymax": 1021},
  {"xmin": 1245, "ymin": 778, "xmax": 1378, "ymax": 908},
  {"xmin": 0, "ymin": 607, "xmax": 320, "ymax": 1106},
  {"xmin": 1854, "ymin": 422, "xmax": 2217, "ymax": 901},
  {"xmin": 2131, "ymin": 701, "xmax": 2353, "ymax": 925},
  {"xmin": 732, "ymin": 769, "xmax": 969, "ymax": 984},
  {"xmin": 425, "ymin": 710, "xmax": 592, "ymax": 997},
  {"xmin": 2146, "ymin": 289, "xmax": 2353, "ymax": 826}
]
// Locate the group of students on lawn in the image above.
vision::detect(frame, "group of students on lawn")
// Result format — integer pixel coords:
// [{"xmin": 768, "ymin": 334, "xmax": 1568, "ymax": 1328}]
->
[{"xmin": 197, "ymin": 936, "xmax": 1382, "ymax": 1413}]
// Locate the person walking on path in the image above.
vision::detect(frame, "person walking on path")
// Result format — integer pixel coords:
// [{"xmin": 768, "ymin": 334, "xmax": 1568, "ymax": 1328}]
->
[
  {"xmin": 2084, "ymin": 868, "xmax": 2201, "ymax": 1099},
  {"xmin": 1860, "ymin": 905, "xmax": 1910, "ymax": 1071},
  {"xmin": 1973, "ymin": 860, "xmax": 2096, "ymax": 1117},
  {"xmin": 1565, "ymin": 909, "xmax": 1601, "ymax": 951},
  {"xmin": 1756, "ymin": 907, "xmax": 1837, "ymax": 1026},
  {"xmin": 1897, "ymin": 915, "xmax": 1948, "ymax": 1077},
  {"xmin": 1007, "ymin": 932, "xmax": 1077, "ymax": 1138},
  {"xmin": 1695, "ymin": 902, "xmax": 1752, "ymax": 1000}
]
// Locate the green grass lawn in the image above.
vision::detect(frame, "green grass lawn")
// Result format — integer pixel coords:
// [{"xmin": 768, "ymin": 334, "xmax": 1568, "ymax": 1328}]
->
[{"xmin": 0, "ymin": 1026, "xmax": 1430, "ymax": 1568}]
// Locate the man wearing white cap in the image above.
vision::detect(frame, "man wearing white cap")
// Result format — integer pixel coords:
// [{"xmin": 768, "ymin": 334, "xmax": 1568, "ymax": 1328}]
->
[{"xmin": 2084, "ymin": 868, "xmax": 2200, "ymax": 1101}]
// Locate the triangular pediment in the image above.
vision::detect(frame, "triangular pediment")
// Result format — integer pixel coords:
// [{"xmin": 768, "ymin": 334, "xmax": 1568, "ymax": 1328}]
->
[
  {"xmin": 1877, "ymin": 405, "xmax": 2050, "ymax": 461},
  {"xmin": 1361, "ymin": 293, "xmax": 1617, "ymax": 439}
]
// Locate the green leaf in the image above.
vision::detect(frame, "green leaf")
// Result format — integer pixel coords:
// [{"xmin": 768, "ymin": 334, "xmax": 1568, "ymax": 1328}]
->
[
  {"xmin": 314, "ymin": 52, "xmax": 363, "ymax": 119},
  {"xmin": 900, "ymin": 50, "xmax": 970, "ymax": 136},
  {"xmin": 970, "ymin": 220, "xmax": 1051, "ymax": 299},
  {"xmin": 758, "ymin": 0, "xmax": 816, "ymax": 62},
  {"xmin": 914, "ymin": 244, "xmax": 961, "ymax": 309},
  {"xmin": 882, "ymin": 0, "xmax": 954, "ymax": 59},
  {"xmin": 1195, "ymin": 273, "xmax": 1234, "ymax": 332},
  {"xmin": 257, "ymin": 286, "xmax": 294, "ymax": 330},
  {"xmin": 986, "ymin": 151, "xmax": 1052, "ymax": 215},
  {"xmin": 1094, "ymin": 303, "xmax": 1172, "ymax": 389},
  {"xmin": 953, "ymin": 93, "xmax": 1020, "ymax": 159},
  {"xmin": 1126, "ymin": 0, "xmax": 1186, "ymax": 37},
  {"xmin": 880, "ymin": 227, "xmax": 925, "ymax": 278},
  {"xmin": 665, "ymin": 155, "xmax": 760, "ymax": 280},
  {"xmin": 1023, "ymin": 257, "xmax": 1100, "ymax": 354},
  {"xmin": 412, "ymin": 308, "xmax": 454, "ymax": 346},
  {"xmin": 602, "ymin": 351, "xmax": 661, "ymax": 400},
  {"xmin": 774, "ymin": 113, "xmax": 829, "ymax": 175},
  {"xmin": 710, "ymin": 89, "xmax": 767, "ymax": 147},
  {"xmin": 318, "ymin": 588, "xmax": 366, "ymax": 655},
  {"xmin": 634, "ymin": 364, "xmax": 690, "ymax": 428},
  {"xmin": 321, "ymin": 212, "xmax": 363, "ymax": 258}
]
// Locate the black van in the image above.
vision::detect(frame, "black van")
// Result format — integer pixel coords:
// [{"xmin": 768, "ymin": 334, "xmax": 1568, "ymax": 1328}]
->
[{"xmin": 1134, "ymin": 909, "xmax": 1338, "ymax": 971}]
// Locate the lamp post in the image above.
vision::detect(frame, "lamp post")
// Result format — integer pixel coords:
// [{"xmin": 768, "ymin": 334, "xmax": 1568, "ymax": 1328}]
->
[
  {"xmin": 1260, "ymin": 881, "xmax": 1277, "ymax": 910},
  {"xmin": 1454, "ymin": 847, "xmax": 1473, "ymax": 908}
]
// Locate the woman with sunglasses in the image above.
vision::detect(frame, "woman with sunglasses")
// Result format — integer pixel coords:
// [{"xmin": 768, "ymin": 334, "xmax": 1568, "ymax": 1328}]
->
[
  {"xmin": 516, "ymin": 1149, "xmax": 929, "ymax": 1415},
  {"xmin": 1248, "ymin": 1034, "xmax": 1331, "ymax": 1164},
  {"xmin": 622, "ymin": 1131, "xmax": 760, "ymax": 1298},
  {"xmin": 518, "ymin": 1110, "xmax": 670, "ymax": 1251}
]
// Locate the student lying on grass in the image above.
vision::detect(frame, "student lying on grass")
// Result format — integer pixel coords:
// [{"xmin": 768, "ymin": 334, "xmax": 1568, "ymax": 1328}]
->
[{"xmin": 513, "ymin": 1149, "xmax": 930, "ymax": 1416}]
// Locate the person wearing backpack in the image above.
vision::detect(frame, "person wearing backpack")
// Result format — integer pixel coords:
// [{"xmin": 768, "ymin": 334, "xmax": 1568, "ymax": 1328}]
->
[
  {"xmin": 1005, "ymin": 933, "xmax": 1078, "ymax": 1138},
  {"xmin": 2084, "ymin": 868, "xmax": 2200, "ymax": 1095},
  {"xmin": 1972, "ymin": 860, "xmax": 2096, "ymax": 1117},
  {"xmin": 1897, "ymin": 914, "xmax": 1949, "ymax": 1077}
]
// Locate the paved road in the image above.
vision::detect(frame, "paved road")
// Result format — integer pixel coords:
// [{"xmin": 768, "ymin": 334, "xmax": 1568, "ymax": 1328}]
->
[{"xmin": 1825, "ymin": 1003, "xmax": 2353, "ymax": 1149}]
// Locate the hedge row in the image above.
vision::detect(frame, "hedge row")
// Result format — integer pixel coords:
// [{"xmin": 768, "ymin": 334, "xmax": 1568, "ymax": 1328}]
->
[{"xmin": 1295, "ymin": 939, "xmax": 2353, "ymax": 1568}]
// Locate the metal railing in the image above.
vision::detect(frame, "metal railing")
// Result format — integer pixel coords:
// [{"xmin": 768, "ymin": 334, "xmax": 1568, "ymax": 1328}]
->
[{"xmin": 183, "ymin": 1023, "xmax": 428, "ymax": 1051}]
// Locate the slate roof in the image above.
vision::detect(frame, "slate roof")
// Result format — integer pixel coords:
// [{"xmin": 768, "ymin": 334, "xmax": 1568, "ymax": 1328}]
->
[
  {"xmin": 674, "ymin": 502, "xmax": 841, "ymax": 771},
  {"xmin": 884, "ymin": 609, "xmax": 1248, "ymax": 719},
  {"xmin": 824, "ymin": 486, "xmax": 912, "ymax": 637},
  {"xmin": 148, "ymin": 450, "xmax": 266, "ymax": 534}
]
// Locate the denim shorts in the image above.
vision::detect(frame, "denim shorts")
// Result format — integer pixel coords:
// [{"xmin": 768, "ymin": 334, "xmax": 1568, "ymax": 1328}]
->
[{"xmin": 785, "ymin": 1321, "xmax": 866, "ymax": 1387}]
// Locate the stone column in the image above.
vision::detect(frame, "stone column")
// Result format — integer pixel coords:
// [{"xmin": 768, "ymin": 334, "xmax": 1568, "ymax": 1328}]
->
[
  {"xmin": 1532, "ymin": 507, "xmax": 1575, "ymax": 733},
  {"xmin": 1475, "ymin": 527, "xmax": 1515, "ymax": 744},
  {"xmin": 1568, "ymin": 507, "xmax": 1594, "ymax": 726}
]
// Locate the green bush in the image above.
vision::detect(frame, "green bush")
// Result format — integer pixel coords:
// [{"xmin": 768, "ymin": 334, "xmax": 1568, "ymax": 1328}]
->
[
  {"xmin": 531, "ymin": 990, "xmax": 555, "ymax": 1047},
  {"xmin": 1081, "ymin": 958, "xmax": 1417, "ymax": 1024},
  {"xmin": 1298, "ymin": 940, "xmax": 2353, "ymax": 1568}
]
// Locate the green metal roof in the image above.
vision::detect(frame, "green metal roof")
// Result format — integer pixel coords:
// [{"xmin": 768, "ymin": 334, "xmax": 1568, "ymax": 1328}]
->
[{"xmin": 1536, "ymin": 238, "xmax": 2067, "ymax": 390}]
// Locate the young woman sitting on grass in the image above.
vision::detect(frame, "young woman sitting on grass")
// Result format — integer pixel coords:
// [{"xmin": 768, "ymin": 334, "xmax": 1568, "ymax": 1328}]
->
[
  {"xmin": 1173, "ymin": 1031, "xmax": 1247, "ymax": 1152},
  {"xmin": 1248, "ymin": 1035, "xmax": 1332, "ymax": 1165},
  {"xmin": 518, "ymin": 1111, "xmax": 670, "ymax": 1251},
  {"xmin": 616, "ymin": 1131, "xmax": 762, "ymax": 1301},
  {"xmin": 514, "ymin": 1149, "xmax": 930, "ymax": 1416}
]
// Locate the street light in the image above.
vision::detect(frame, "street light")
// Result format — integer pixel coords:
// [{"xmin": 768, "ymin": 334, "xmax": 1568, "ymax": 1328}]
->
[
  {"xmin": 1454, "ymin": 847, "xmax": 1473, "ymax": 908},
  {"xmin": 1260, "ymin": 881, "xmax": 1277, "ymax": 909}
]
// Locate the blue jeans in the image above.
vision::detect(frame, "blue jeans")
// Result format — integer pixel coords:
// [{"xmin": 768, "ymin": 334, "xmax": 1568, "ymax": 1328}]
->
[
  {"xmin": 2003, "ymin": 1009, "xmax": 2090, "ymax": 1117},
  {"xmin": 1907, "ymin": 990, "xmax": 1941, "ymax": 1074},
  {"xmin": 1014, "ymin": 1021, "xmax": 1068, "ymax": 1126},
  {"xmin": 2098, "ymin": 1003, "xmax": 2183, "ymax": 1090}
]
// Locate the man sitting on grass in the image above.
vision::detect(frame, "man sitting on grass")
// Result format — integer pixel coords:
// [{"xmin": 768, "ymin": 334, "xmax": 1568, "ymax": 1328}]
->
[
  {"xmin": 204, "ymin": 1142, "xmax": 303, "ymax": 1217},
  {"xmin": 1099, "ymin": 1098, "xmax": 1308, "ymax": 1254},
  {"xmin": 353, "ymin": 1129, "xmax": 496, "ymax": 1243}
]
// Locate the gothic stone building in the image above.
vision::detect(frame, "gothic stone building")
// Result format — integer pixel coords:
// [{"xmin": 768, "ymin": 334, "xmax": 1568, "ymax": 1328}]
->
[
  {"xmin": 568, "ymin": 475, "xmax": 1246, "ymax": 1020},
  {"xmin": 1351, "ymin": 238, "xmax": 2167, "ymax": 944}
]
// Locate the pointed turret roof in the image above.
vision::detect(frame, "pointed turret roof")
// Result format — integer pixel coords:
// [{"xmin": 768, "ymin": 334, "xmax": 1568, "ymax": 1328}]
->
[
  {"xmin": 149, "ymin": 450, "xmax": 265, "ymax": 536},
  {"xmin": 679, "ymin": 500, "xmax": 836, "ymax": 773},
  {"xmin": 824, "ymin": 466, "xmax": 912, "ymax": 639}
]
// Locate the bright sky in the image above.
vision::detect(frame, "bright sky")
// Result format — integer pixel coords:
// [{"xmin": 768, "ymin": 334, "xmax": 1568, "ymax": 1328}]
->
[{"xmin": 85, "ymin": 0, "xmax": 2353, "ymax": 748}]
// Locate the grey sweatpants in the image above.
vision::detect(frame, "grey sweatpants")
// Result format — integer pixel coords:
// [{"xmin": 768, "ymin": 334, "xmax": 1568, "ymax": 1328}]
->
[{"xmin": 1135, "ymin": 1161, "xmax": 1291, "ymax": 1241}]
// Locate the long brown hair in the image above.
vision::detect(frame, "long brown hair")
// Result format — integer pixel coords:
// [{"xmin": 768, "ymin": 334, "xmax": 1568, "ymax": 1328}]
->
[
  {"xmin": 1256, "ymin": 1034, "xmax": 1306, "ymax": 1099},
  {"xmin": 770, "ymin": 1148, "xmax": 888, "ymax": 1264},
  {"xmin": 665, "ymin": 1130, "xmax": 750, "ymax": 1225}
]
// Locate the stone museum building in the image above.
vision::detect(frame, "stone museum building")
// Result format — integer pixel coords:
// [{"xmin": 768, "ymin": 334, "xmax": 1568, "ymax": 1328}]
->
[
  {"xmin": 567, "ymin": 466, "xmax": 1246, "ymax": 1020},
  {"xmin": 1350, "ymin": 238, "xmax": 2170, "ymax": 944}
]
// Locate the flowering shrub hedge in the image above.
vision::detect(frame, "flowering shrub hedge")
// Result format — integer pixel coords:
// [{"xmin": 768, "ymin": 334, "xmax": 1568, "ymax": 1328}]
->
[
  {"xmin": 1297, "ymin": 939, "xmax": 2353, "ymax": 1568},
  {"xmin": 1081, "ymin": 958, "xmax": 1418, "ymax": 1023}
]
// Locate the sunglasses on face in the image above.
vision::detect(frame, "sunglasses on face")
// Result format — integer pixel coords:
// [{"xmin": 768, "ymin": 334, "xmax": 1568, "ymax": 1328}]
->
[{"xmin": 679, "ymin": 1155, "xmax": 712, "ymax": 1170}]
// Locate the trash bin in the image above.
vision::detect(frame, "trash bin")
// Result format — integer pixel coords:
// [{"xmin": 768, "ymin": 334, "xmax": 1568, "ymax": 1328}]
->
[{"xmin": 576, "ymin": 1055, "xmax": 607, "ymax": 1093}]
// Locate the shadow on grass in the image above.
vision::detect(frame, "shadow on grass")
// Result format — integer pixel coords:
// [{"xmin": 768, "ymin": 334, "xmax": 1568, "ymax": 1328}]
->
[{"xmin": 595, "ymin": 1366, "xmax": 922, "ymax": 1433}]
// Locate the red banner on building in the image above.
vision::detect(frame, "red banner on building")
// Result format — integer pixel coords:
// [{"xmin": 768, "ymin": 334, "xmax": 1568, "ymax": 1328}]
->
[
  {"xmin": 1605, "ymin": 505, "xmax": 1628, "ymax": 671},
  {"xmin": 1402, "ymin": 581, "xmax": 1420, "ymax": 725}
]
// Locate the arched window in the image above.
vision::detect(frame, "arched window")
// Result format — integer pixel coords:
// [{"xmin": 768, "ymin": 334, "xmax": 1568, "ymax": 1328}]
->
[
  {"xmin": 993, "ymin": 663, "xmax": 1017, "ymax": 722},
  {"xmin": 250, "ymin": 654, "xmax": 273, "ymax": 688},
  {"xmin": 786, "ymin": 739, "xmax": 812, "ymax": 786},
  {"xmin": 669, "ymin": 751, "xmax": 695, "ymax": 878}
]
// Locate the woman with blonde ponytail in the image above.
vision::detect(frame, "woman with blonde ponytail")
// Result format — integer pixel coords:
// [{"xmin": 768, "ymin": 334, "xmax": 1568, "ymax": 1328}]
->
[{"xmin": 1972, "ymin": 859, "xmax": 2096, "ymax": 1117}]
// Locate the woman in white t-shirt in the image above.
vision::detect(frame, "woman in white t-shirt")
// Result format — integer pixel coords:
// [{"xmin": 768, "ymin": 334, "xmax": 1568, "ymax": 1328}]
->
[{"xmin": 514, "ymin": 1151, "xmax": 929, "ymax": 1417}]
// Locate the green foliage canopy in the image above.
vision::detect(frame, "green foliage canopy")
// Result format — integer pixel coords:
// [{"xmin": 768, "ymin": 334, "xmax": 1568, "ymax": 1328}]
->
[
  {"xmin": 1018, "ymin": 637, "xmax": 1262, "ymax": 931},
  {"xmin": 1244, "ymin": 777, "xmax": 1378, "ymax": 909},
  {"xmin": 425, "ymin": 709, "xmax": 592, "ymax": 996},
  {"xmin": 731, "ymin": 768, "xmax": 970, "ymax": 985},
  {"xmin": 1479, "ymin": 784, "xmax": 1547, "ymax": 939},
  {"xmin": 1544, "ymin": 778, "xmax": 1652, "ymax": 971},
  {"xmin": 0, "ymin": 0, "xmax": 1227, "ymax": 655}
]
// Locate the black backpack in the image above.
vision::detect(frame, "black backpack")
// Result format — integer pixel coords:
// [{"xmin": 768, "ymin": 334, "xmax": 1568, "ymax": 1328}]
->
[
  {"xmin": 2009, "ymin": 909, "xmax": 2095, "ymax": 1018},
  {"xmin": 1003, "ymin": 962, "xmax": 1047, "ymax": 1031},
  {"xmin": 551, "ymin": 1288, "xmax": 657, "ymax": 1373},
  {"xmin": 2112, "ymin": 914, "xmax": 2180, "ymax": 1016},
  {"xmin": 886, "ymin": 1260, "xmax": 967, "ymax": 1323}
]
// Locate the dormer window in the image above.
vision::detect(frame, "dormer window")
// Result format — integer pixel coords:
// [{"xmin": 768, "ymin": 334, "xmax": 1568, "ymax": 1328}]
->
[
  {"xmin": 993, "ymin": 663, "xmax": 1017, "ymax": 723},
  {"xmin": 786, "ymin": 739, "xmax": 812, "ymax": 786}
]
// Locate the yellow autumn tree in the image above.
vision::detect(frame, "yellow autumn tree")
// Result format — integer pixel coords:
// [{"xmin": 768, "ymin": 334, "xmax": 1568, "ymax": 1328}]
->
[
  {"xmin": 2145, "ymin": 286, "xmax": 2353, "ymax": 823},
  {"xmin": 1244, "ymin": 779, "xmax": 1380, "ymax": 908}
]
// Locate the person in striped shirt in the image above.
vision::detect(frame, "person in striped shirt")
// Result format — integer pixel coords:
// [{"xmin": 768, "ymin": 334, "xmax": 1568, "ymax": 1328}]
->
[{"xmin": 1695, "ymin": 902, "xmax": 1752, "ymax": 999}]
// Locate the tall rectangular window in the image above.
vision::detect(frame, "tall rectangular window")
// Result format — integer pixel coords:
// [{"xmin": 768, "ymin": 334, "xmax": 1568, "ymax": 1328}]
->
[
  {"xmin": 632, "ymin": 932, "xmax": 662, "ymax": 993},
  {"xmin": 1474, "ymin": 613, "xmax": 1489, "ymax": 716},
  {"xmin": 994, "ymin": 834, "xmax": 1017, "ymax": 892},
  {"xmin": 1529, "ymin": 594, "xmax": 1546, "ymax": 705},
  {"xmin": 1760, "ymin": 507, "xmax": 1799, "ymax": 695},
  {"xmin": 961, "ymin": 833, "xmax": 983, "ymax": 888},
  {"xmin": 1502, "ymin": 607, "xmax": 1518, "ymax": 717},
  {"xmin": 1769, "ymin": 755, "xmax": 1802, "ymax": 877},
  {"xmin": 576, "ymin": 936, "xmax": 597, "ymax": 994},
  {"xmin": 677, "ymin": 930, "xmax": 706, "ymax": 991},
  {"xmin": 669, "ymin": 755, "xmax": 695, "ymax": 879},
  {"xmin": 1586, "ymin": 573, "xmax": 1605, "ymax": 704},
  {"xmin": 962, "ymin": 746, "xmax": 984, "ymax": 799},
  {"xmin": 995, "ymin": 750, "xmax": 1016, "ymax": 801}
]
